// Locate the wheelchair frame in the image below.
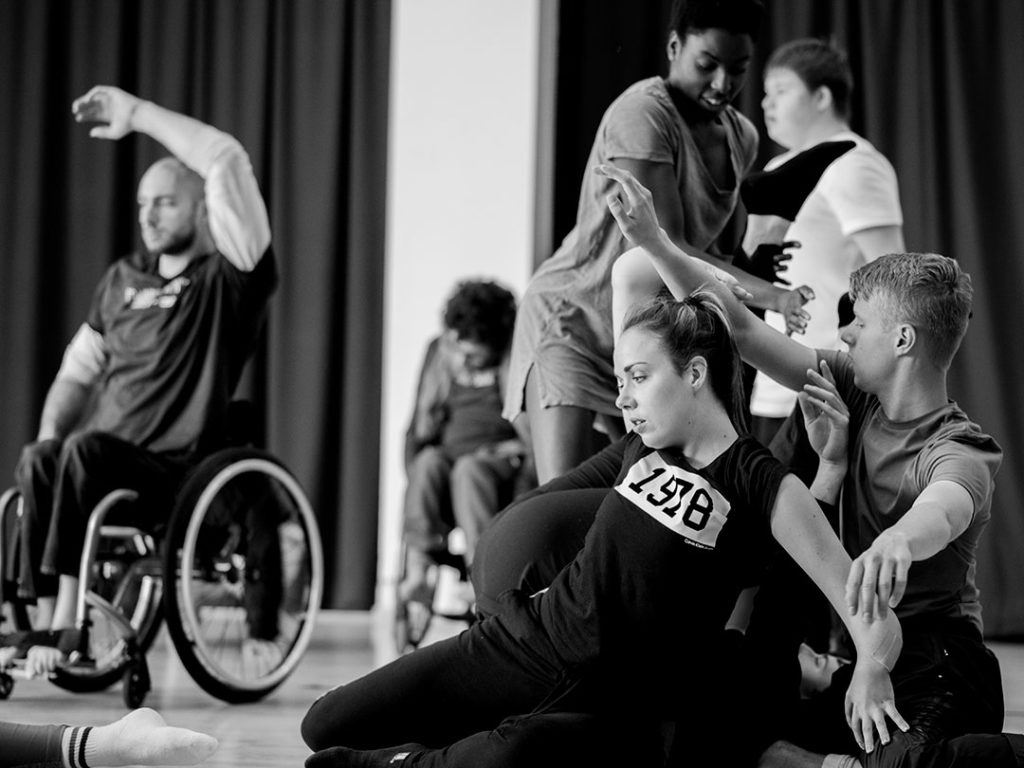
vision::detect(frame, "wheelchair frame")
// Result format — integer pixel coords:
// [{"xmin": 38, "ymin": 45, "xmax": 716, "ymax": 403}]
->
[{"xmin": 0, "ymin": 447, "xmax": 323, "ymax": 707}]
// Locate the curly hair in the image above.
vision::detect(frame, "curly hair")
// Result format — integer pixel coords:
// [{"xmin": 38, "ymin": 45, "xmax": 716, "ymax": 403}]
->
[
  {"xmin": 668, "ymin": 0, "xmax": 764, "ymax": 39},
  {"xmin": 442, "ymin": 280, "xmax": 518, "ymax": 353}
]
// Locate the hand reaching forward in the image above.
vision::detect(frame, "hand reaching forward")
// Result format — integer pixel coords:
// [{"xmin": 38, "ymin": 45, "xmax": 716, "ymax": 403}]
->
[
  {"xmin": 845, "ymin": 657, "xmax": 909, "ymax": 755},
  {"xmin": 847, "ymin": 529, "xmax": 912, "ymax": 623},
  {"xmin": 779, "ymin": 284, "xmax": 815, "ymax": 335},
  {"xmin": 72, "ymin": 85, "xmax": 143, "ymax": 140},
  {"xmin": 797, "ymin": 359, "xmax": 849, "ymax": 464}
]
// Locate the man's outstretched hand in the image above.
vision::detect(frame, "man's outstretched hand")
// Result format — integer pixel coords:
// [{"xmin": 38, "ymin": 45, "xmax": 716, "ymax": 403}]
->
[{"xmin": 72, "ymin": 85, "xmax": 143, "ymax": 140}]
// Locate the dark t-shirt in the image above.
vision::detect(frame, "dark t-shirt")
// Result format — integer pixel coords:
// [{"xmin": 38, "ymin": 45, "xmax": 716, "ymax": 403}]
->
[
  {"xmin": 441, "ymin": 375, "xmax": 518, "ymax": 460},
  {"xmin": 499, "ymin": 433, "xmax": 787, "ymax": 714},
  {"xmin": 84, "ymin": 249, "xmax": 277, "ymax": 457}
]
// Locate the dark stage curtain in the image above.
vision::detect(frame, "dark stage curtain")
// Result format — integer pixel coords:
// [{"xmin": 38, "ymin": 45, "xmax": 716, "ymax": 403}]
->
[
  {"xmin": 550, "ymin": 0, "xmax": 1024, "ymax": 636},
  {"xmin": 0, "ymin": 0, "xmax": 390, "ymax": 609}
]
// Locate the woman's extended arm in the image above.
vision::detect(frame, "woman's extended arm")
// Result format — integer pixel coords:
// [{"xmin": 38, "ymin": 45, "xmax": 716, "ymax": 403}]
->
[
  {"xmin": 769, "ymin": 477, "xmax": 908, "ymax": 755},
  {"xmin": 600, "ymin": 163, "xmax": 820, "ymax": 393}
]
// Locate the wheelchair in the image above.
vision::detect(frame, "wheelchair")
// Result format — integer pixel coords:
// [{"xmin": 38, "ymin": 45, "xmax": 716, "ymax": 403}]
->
[
  {"xmin": 0, "ymin": 443, "xmax": 324, "ymax": 707},
  {"xmin": 392, "ymin": 452, "xmax": 536, "ymax": 653}
]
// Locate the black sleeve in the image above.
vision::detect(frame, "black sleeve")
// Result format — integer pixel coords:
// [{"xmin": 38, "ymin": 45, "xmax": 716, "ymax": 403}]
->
[{"xmin": 737, "ymin": 439, "xmax": 789, "ymax": 525}]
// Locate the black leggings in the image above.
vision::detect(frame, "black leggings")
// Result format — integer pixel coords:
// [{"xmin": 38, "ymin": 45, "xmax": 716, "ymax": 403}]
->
[
  {"xmin": 0, "ymin": 721, "xmax": 64, "ymax": 768},
  {"xmin": 301, "ymin": 610, "xmax": 669, "ymax": 768},
  {"xmin": 471, "ymin": 489, "xmax": 603, "ymax": 618}
]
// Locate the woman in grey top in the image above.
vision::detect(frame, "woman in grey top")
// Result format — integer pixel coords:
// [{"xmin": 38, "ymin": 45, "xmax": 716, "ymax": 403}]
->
[{"xmin": 505, "ymin": 0, "xmax": 811, "ymax": 483}]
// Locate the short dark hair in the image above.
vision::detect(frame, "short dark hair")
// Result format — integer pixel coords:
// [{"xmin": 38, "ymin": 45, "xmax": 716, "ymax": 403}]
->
[
  {"xmin": 767, "ymin": 38, "xmax": 855, "ymax": 120},
  {"xmin": 669, "ymin": 0, "xmax": 764, "ymax": 40},
  {"xmin": 442, "ymin": 280, "xmax": 517, "ymax": 353}
]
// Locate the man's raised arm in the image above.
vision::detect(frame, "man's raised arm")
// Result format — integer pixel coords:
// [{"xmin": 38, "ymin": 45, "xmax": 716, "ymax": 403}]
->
[
  {"xmin": 598, "ymin": 163, "xmax": 818, "ymax": 394},
  {"xmin": 71, "ymin": 85, "xmax": 270, "ymax": 271}
]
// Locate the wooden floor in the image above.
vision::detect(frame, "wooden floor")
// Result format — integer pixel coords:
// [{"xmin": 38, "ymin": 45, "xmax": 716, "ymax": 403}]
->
[{"xmin": 2, "ymin": 609, "xmax": 1022, "ymax": 767}]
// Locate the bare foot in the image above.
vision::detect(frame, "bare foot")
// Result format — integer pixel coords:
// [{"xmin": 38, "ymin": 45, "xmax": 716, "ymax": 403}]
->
[{"xmin": 89, "ymin": 708, "xmax": 219, "ymax": 767}]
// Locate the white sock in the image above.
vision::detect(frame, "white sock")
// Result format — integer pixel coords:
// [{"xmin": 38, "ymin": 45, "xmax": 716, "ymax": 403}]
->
[{"xmin": 61, "ymin": 725, "xmax": 94, "ymax": 768}]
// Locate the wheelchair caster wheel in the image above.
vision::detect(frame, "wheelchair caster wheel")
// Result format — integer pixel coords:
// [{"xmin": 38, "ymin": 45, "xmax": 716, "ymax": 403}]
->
[
  {"xmin": 122, "ymin": 657, "xmax": 150, "ymax": 708},
  {"xmin": 0, "ymin": 672, "xmax": 13, "ymax": 699}
]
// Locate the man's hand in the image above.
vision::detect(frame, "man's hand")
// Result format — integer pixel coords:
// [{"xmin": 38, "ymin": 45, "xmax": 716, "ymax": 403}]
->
[
  {"xmin": 798, "ymin": 360, "xmax": 849, "ymax": 465},
  {"xmin": 72, "ymin": 86, "xmax": 144, "ymax": 140},
  {"xmin": 845, "ymin": 656, "xmax": 909, "ymax": 755},
  {"xmin": 846, "ymin": 530, "xmax": 912, "ymax": 622},
  {"xmin": 778, "ymin": 285, "xmax": 814, "ymax": 335}
]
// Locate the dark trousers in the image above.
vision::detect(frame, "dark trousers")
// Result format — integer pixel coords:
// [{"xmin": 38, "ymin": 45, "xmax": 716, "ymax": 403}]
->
[
  {"xmin": 746, "ymin": 552, "xmax": 1020, "ymax": 768},
  {"xmin": 471, "ymin": 488, "xmax": 604, "ymax": 618},
  {"xmin": 404, "ymin": 446, "xmax": 520, "ymax": 562},
  {"xmin": 14, "ymin": 432, "xmax": 189, "ymax": 598},
  {"xmin": 0, "ymin": 721, "xmax": 64, "ymax": 768},
  {"xmin": 301, "ymin": 609, "xmax": 676, "ymax": 768}
]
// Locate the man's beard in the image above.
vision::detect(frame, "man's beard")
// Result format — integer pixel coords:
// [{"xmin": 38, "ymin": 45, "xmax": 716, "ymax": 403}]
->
[{"xmin": 148, "ymin": 228, "xmax": 197, "ymax": 256}]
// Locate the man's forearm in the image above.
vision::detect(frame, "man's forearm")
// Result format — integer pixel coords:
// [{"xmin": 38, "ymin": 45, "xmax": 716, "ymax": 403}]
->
[
  {"xmin": 37, "ymin": 379, "xmax": 93, "ymax": 441},
  {"xmin": 128, "ymin": 99, "xmax": 236, "ymax": 175},
  {"xmin": 130, "ymin": 98, "xmax": 270, "ymax": 269}
]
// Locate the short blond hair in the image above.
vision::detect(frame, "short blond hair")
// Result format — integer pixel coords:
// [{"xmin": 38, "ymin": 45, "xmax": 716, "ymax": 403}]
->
[{"xmin": 849, "ymin": 253, "xmax": 972, "ymax": 370}]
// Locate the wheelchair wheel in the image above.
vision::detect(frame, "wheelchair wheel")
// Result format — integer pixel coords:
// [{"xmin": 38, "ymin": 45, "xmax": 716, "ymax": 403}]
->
[{"xmin": 162, "ymin": 448, "xmax": 323, "ymax": 703}]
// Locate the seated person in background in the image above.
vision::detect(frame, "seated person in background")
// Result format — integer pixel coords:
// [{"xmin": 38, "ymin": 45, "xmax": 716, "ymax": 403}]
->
[
  {"xmin": 399, "ymin": 280, "xmax": 528, "ymax": 635},
  {"xmin": 600, "ymin": 162, "xmax": 1024, "ymax": 767},
  {"xmin": 2, "ymin": 85, "xmax": 276, "ymax": 676},
  {"xmin": 746, "ymin": 38, "xmax": 904, "ymax": 445},
  {"xmin": 1, "ymin": 708, "xmax": 217, "ymax": 768}
]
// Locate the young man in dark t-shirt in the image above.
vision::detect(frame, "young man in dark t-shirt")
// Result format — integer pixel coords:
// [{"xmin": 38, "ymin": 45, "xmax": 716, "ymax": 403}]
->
[
  {"xmin": 2, "ymin": 85, "xmax": 276, "ymax": 675},
  {"xmin": 601, "ymin": 162, "xmax": 1024, "ymax": 767}
]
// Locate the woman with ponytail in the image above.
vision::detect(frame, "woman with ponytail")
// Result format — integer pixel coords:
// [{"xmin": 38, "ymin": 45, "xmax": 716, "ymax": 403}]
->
[{"xmin": 301, "ymin": 293, "xmax": 906, "ymax": 768}]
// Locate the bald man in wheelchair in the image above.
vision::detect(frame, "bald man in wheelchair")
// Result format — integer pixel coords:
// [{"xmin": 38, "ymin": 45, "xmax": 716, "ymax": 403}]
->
[{"xmin": 1, "ymin": 85, "xmax": 276, "ymax": 676}]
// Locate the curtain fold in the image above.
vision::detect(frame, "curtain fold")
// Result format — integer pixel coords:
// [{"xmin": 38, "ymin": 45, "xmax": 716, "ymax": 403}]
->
[
  {"xmin": 0, "ymin": 0, "xmax": 390, "ymax": 609},
  {"xmin": 551, "ymin": 0, "xmax": 1024, "ymax": 636}
]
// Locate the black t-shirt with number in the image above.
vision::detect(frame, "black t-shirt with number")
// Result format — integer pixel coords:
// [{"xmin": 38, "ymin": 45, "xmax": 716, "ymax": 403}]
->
[{"xmin": 513, "ymin": 432, "xmax": 787, "ymax": 713}]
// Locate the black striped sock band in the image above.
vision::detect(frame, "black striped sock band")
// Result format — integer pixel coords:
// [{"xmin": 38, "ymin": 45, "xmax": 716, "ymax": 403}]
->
[{"xmin": 66, "ymin": 725, "xmax": 93, "ymax": 768}]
